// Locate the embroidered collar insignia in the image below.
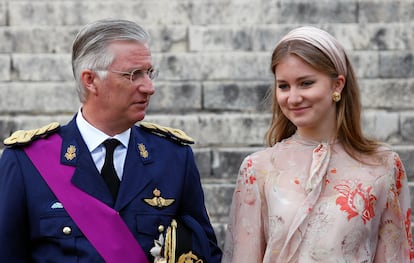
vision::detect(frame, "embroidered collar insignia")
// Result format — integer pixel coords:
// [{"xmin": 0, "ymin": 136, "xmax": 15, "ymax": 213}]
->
[
  {"xmin": 138, "ymin": 143, "xmax": 149, "ymax": 158},
  {"xmin": 64, "ymin": 145, "xmax": 77, "ymax": 161},
  {"xmin": 143, "ymin": 188, "xmax": 175, "ymax": 209}
]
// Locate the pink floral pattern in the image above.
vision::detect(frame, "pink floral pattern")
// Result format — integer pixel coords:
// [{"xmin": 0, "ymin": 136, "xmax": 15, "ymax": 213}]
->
[
  {"xmin": 222, "ymin": 134, "xmax": 414, "ymax": 263},
  {"xmin": 406, "ymin": 209, "xmax": 414, "ymax": 259},
  {"xmin": 395, "ymin": 155, "xmax": 405, "ymax": 195}
]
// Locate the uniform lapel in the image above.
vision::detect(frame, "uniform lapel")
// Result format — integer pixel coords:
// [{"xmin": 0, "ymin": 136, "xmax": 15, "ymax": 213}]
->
[
  {"xmin": 59, "ymin": 117, "xmax": 114, "ymax": 206},
  {"xmin": 115, "ymin": 127, "xmax": 154, "ymax": 211}
]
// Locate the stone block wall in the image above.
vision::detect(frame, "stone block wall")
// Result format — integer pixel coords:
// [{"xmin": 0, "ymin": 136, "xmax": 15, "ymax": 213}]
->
[{"xmin": 0, "ymin": 0, "xmax": 413, "ymax": 249}]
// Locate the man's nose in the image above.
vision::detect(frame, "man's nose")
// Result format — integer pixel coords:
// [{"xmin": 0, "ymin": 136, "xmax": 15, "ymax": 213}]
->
[{"xmin": 139, "ymin": 78, "xmax": 155, "ymax": 95}]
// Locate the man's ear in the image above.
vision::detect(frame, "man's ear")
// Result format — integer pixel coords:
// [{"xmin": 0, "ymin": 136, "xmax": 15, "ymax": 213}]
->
[{"xmin": 80, "ymin": 69, "xmax": 99, "ymax": 95}]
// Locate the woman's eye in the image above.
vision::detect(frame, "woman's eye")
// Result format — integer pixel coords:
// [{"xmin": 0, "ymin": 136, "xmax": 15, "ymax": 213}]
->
[
  {"xmin": 302, "ymin": 80, "xmax": 314, "ymax": 87},
  {"xmin": 277, "ymin": 84, "xmax": 289, "ymax": 90}
]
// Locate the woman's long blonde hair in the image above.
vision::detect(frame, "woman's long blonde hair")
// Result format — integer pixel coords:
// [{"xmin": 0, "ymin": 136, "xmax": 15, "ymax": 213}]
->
[{"xmin": 265, "ymin": 28, "xmax": 381, "ymax": 161}]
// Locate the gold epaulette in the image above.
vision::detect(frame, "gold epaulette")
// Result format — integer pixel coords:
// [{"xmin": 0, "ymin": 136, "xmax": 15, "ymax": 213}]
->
[
  {"xmin": 3, "ymin": 122, "xmax": 60, "ymax": 147},
  {"xmin": 139, "ymin": 122, "xmax": 194, "ymax": 145}
]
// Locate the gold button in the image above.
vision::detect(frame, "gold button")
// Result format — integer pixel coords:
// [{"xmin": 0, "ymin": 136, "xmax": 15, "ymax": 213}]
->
[
  {"xmin": 62, "ymin": 226, "xmax": 72, "ymax": 235},
  {"xmin": 158, "ymin": 225, "xmax": 164, "ymax": 233}
]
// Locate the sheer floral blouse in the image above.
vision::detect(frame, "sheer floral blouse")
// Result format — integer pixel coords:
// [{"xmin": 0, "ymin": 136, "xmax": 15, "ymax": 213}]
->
[{"xmin": 222, "ymin": 134, "xmax": 414, "ymax": 263}]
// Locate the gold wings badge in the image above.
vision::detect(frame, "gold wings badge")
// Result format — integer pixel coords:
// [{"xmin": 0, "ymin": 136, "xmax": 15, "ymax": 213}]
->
[{"xmin": 144, "ymin": 188, "xmax": 175, "ymax": 209}]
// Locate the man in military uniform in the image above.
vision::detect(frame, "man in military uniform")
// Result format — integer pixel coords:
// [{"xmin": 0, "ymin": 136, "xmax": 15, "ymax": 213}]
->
[{"xmin": 0, "ymin": 19, "xmax": 222, "ymax": 263}]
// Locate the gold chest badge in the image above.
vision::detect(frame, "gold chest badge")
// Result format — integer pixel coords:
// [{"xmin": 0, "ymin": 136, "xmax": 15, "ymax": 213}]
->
[{"xmin": 143, "ymin": 188, "xmax": 175, "ymax": 209}]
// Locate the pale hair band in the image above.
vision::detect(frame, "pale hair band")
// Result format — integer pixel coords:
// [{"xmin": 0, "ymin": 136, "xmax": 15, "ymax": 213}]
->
[{"xmin": 277, "ymin": 26, "xmax": 348, "ymax": 77}]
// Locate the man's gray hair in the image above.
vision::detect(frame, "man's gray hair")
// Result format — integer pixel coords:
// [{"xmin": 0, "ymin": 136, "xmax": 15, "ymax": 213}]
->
[{"xmin": 72, "ymin": 19, "xmax": 150, "ymax": 102}]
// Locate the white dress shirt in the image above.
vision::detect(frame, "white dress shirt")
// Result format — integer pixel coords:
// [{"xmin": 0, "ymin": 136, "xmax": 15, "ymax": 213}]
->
[{"xmin": 75, "ymin": 108, "xmax": 130, "ymax": 180}]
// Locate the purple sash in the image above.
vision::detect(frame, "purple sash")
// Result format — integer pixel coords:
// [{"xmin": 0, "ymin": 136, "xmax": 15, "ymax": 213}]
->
[{"xmin": 24, "ymin": 133, "xmax": 149, "ymax": 263}]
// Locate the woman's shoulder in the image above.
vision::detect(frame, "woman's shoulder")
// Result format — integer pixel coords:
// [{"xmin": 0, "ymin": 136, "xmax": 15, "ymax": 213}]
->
[
  {"xmin": 357, "ymin": 143, "xmax": 400, "ymax": 170},
  {"xmin": 243, "ymin": 147, "xmax": 273, "ymax": 163},
  {"xmin": 373, "ymin": 143, "xmax": 399, "ymax": 160},
  {"xmin": 242, "ymin": 141, "xmax": 296, "ymax": 168}
]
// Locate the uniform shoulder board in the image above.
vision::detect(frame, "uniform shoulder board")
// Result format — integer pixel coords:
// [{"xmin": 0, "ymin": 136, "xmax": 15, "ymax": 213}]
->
[
  {"xmin": 139, "ymin": 121, "xmax": 194, "ymax": 145},
  {"xmin": 3, "ymin": 122, "xmax": 60, "ymax": 147}
]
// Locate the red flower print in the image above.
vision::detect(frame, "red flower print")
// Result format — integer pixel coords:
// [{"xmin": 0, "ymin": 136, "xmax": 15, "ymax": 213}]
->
[
  {"xmin": 247, "ymin": 175, "xmax": 256, "ymax": 185},
  {"xmin": 294, "ymin": 178, "xmax": 300, "ymax": 185},
  {"xmin": 394, "ymin": 155, "xmax": 405, "ymax": 195},
  {"xmin": 334, "ymin": 181, "xmax": 377, "ymax": 224},
  {"xmin": 405, "ymin": 209, "xmax": 414, "ymax": 259},
  {"xmin": 240, "ymin": 158, "xmax": 257, "ymax": 186}
]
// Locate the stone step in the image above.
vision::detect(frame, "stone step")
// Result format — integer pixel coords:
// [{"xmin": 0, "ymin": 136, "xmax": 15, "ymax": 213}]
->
[
  {"xmin": 3, "ymin": 1, "xmax": 412, "ymax": 27},
  {"xmin": 1, "ymin": 23, "xmax": 413, "ymax": 53}
]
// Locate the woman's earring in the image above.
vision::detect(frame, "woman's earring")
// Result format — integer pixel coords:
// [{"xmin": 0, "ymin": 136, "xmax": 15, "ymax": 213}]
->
[{"xmin": 332, "ymin": 92, "xmax": 341, "ymax": 102}]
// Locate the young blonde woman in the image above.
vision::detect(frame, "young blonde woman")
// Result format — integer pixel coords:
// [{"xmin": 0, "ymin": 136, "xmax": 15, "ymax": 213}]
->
[{"xmin": 222, "ymin": 26, "xmax": 414, "ymax": 263}]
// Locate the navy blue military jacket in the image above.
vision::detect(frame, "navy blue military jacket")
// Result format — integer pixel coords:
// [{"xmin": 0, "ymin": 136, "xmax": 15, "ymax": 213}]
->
[{"xmin": 0, "ymin": 117, "xmax": 222, "ymax": 262}]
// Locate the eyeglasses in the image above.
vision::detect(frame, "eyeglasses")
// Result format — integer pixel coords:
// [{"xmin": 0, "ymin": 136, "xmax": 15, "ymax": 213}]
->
[{"xmin": 97, "ymin": 67, "xmax": 159, "ymax": 83}]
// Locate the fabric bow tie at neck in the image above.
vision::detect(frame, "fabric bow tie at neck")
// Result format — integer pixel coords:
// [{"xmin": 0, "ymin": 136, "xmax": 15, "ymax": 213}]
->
[
  {"xmin": 278, "ymin": 142, "xmax": 331, "ymax": 262},
  {"xmin": 101, "ymin": 139, "xmax": 120, "ymax": 200}
]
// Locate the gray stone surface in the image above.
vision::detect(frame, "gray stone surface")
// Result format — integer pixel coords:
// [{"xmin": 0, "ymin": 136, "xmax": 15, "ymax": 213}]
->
[
  {"xmin": 402, "ymin": 112, "xmax": 414, "ymax": 142},
  {"xmin": 362, "ymin": 110, "xmax": 400, "ymax": 142},
  {"xmin": 360, "ymin": 79, "xmax": 414, "ymax": 109},
  {"xmin": 380, "ymin": 51, "xmax": 414, "ymax": 78},
  {"xmin": 203, "ymin": 81, "xmax": 271, "ymax": 111},
  {"xmin": 12, "ymin": 54, "xmax": 72, "ymax": 81},
  {"xmin": 148, "ymin": 81, "xmax": 202, "ymax": 112},
  {"xmin": 0, "ymin": 2, "xmax": 5, "ymax": 26},
  {"xmin": 0, "ymin": 0, "xmax": 413, "ymax": 251},
  {"xmin": 0, "ymin": 83, "xmax": 80, "ymax": 113},
  {"xmin": 0, "ymin": 55, "xmax": 10, "ymax": 81},
  {"xmin": 359, "ymin": 1, "xmax": 414, "ymax": 23}
]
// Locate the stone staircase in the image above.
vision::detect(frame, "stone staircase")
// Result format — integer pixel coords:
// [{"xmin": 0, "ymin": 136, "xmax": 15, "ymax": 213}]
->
[{"xmin": 1, "ymin": 0, "xmax": 413, "ymax": 249}]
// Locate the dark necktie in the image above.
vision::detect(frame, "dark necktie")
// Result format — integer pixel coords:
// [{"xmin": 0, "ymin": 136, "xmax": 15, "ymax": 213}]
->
[{"xmin": 101, "ymin": 139, "xmax": 121, "ymax": 200}]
